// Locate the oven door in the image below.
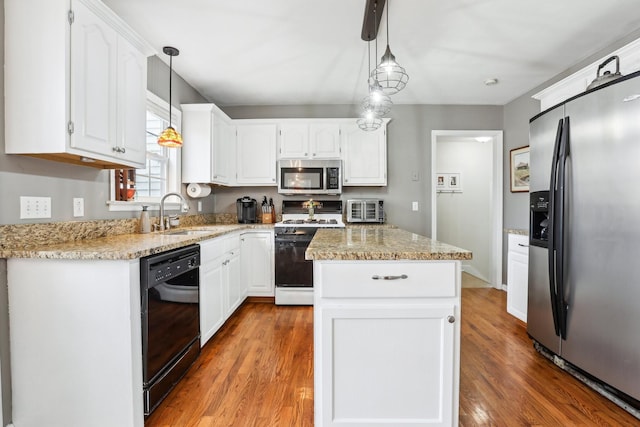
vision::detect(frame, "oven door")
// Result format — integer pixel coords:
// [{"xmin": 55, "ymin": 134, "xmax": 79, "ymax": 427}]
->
[{"xmin": 275, "ymin": 236, "xmax": 314, "ymax": 287}]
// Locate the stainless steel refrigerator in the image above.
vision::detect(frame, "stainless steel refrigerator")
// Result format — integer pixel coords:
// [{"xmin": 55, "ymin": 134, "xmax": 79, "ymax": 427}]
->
[{"xmin": 528, "ymin": 69, "xmax": 640, "ymax": 409}]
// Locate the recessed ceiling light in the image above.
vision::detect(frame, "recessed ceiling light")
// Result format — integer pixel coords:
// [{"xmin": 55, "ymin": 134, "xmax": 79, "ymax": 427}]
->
[{"xmin": 484, "ymin": 78, "xmax": 499, "ymax": 86}]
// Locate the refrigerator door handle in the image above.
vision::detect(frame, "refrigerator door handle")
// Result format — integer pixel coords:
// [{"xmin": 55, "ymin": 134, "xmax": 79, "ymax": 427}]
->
[
  {"xmin": 556, "ymin": 116, "xmax": 571, "ymax": 340},
  {"xmin": 548, "ymin": 118, "xmax": 563, "ymax": 337}
]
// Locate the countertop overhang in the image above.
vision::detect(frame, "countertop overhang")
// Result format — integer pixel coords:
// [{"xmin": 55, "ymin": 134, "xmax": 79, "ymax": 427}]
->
[{"xmin": 306, "ymin": 228, "xmax": 472, "ymax": 261}]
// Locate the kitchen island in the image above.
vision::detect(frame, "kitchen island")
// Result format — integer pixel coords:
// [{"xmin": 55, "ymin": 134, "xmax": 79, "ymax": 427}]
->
[{"xmin": 307, "ymin": 228, "xmax": 471, "ymax": 427}]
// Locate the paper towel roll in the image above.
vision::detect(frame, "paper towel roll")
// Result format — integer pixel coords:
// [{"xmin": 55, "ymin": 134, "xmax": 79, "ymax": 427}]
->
[{"xmin": 186, "ymin": 183, "xmax": 212, "ymax": 198}]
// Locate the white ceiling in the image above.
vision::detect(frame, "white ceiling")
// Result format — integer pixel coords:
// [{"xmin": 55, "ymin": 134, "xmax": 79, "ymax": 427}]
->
[{"xmin": 103, "ymin": 0, "xmax": 640, "ymax": 107}]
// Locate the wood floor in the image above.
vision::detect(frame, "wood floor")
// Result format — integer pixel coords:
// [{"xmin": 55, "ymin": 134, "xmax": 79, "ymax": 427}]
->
[{"xmin": 145, "ymin": 290, "xmax": 639, "ymax": 426}]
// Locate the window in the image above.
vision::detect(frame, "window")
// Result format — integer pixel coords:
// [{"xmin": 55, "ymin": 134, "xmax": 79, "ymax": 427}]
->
[
  {"xmin": 136, "ymin": 111, "xmax": 170, "ymax": 198},
  {"xmin": 109, "ymin": 92, "xmax": 181, "ymax": 211}
]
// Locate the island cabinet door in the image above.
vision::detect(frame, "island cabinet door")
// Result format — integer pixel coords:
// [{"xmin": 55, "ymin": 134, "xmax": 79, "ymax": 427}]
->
[{"xmin": 316, "ymin": 304, "xmax": 457, "ymax": 427}]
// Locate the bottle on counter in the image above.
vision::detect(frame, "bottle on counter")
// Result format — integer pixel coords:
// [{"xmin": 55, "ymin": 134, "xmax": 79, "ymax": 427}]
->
[{"xmin": 140, "ymin": 206, "xmax": 151, "ymax": 234}]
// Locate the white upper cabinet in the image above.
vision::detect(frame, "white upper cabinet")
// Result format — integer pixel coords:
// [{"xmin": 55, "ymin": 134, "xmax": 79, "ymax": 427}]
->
[
  {"xmin": 278, "ymin": 121, "xmax": 341, "ymax": 159},
  {"xmin": 181, "ymin": 104, "xmax": 236, "ymax": 185},
  {"xmin": 4, "ymin": 0, "xmax": 152, "ymax": 169},
  {"xmin": 235, "ymin": 121, "xmax": 277, "ymax": 185},
  {"xmin": 340, "ymin": 121, "xmax": 388, "ymax": 186}
]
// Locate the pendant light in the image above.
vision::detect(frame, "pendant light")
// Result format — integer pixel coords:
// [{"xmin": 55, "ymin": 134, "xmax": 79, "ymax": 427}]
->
[
  {"xmin": 357, "ymin": 42, "xmax": 387, "ymax": 131},
  {"xmin": 361, "ymin": 31, "xmax": 392, "ymax": 117},
  {"xmin": 372, "ymin": 0, "xmax": 408, "ymax": 95},
  {"xmin": 157, "ymin": 46, "xmax": 183, "ymax": 148},
  {"xmin": 357, "ymin": 2, "xmax": 388, "ymax": 132}
]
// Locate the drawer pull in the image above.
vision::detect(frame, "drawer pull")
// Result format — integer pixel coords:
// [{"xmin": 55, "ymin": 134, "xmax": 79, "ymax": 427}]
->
[
  {"xmin": 517, "ymin": 243, "xmax": 529, "ymax": 247},
  {"xmin": 371, "ymin": 274, "xmax": 408, "ymax": 281}
]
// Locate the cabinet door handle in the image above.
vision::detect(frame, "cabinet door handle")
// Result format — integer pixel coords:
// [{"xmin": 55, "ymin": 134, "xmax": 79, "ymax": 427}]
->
[
  {"xmin": 517, "ymin": 243, "xmax": 529, "ymax": 247},
  {"xmin": 447, "ymin": 316, "xmax": 455, "ymax": 324},
  {"xmin": 371, "ymin": 274, "xmax": 408, "ymax": 280}
]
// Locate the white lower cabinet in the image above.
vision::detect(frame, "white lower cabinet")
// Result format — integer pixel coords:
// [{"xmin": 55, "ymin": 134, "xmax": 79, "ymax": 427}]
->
[
  {"xmin": 314, "ymin": 260, "xmax": 460, "ymax": 427},
  {"xmin": 7, "ymin": 258, "xmax": 144, "ymax": 427},
  {"xmin": 240, "ymin": 231, "xmax": 274, "ymax": 297},
  {"xmin": 199, "ymin": 233, "xmax": 245, "ymax": 346},
  {"xmin": 507, "ymin": 233, "xmax": 529, "ymax": 322}
]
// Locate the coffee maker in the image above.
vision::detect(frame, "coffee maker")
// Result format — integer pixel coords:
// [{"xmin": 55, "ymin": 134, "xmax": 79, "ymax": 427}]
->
[{"xmin": 236, "ymin": 196, "xmax": 257, "ymax": 223}]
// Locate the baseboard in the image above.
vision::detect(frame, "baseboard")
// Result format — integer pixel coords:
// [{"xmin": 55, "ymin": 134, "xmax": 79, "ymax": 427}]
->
[
  {"xmin": 246, "ymin": 296, "xmax": 275, "ymax": 304},
  {"xmin": 499, "ymin": 283, "xmax": 507, "ymax": 292}
]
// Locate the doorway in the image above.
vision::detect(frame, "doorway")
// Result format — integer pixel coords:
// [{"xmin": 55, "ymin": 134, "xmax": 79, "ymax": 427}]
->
[{"xmin": 431, "ymin": 130, "xmax": 503, "ymax": 288}]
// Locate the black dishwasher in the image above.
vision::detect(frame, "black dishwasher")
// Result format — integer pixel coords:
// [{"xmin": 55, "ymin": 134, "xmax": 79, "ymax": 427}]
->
[{"xmin": 140, "ymin": 244, "xmax": 200, "ymax": 416}]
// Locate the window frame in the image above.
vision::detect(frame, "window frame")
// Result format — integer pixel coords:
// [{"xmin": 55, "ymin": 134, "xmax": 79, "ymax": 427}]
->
[{"xmin": 108, "ymin": 91, "xmax": 182, "ymax": 211}]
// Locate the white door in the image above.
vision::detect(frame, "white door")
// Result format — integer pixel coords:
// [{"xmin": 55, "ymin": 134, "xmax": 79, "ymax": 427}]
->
[
  {"xmin": 310, "ymin": 123, "xmax": 341, "ymax": 158},
  {"xmin": 341, "ymin": 123, "xmax": 387, "ymax": 185},
  {"xmin": 70, "ymin": 0, "xmax": 118, "ymax": 158},
  {"xmin": 117, "ymin": 36, "xmax": 146, "ymax": 165},
  {"xmin": 318, "ymin": 304, "xmax": 456, "ymax": 426},
  {"xmin": 278, "ymin": 123, "xmax": 309, "ymax": 158},
  {"xmin": 236, "ymin": 123, "xmax": 277, "ymax": 185},
  {"xmin": 200, "ymin": 259, "xmax": 225, "ymax": 346},
  {"xmin": 225, "ymin": 253, "xmax": 243, "ymax": 317},
  {"xmin": 212, "ymin": 117, "xmax": 235, "ymax": 185},
  {"xmin": 507, "ymin": 236, "xmax": 529, "ymax": 322},
  {"xmin": 241, "ymin": 232, "xmax": 274, "ymax": 297}
]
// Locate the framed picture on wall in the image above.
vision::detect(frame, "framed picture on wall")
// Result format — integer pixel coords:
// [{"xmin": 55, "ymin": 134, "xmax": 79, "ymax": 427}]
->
[
  {"xmin": 510, "ymin": 146, "xmax": 530, "ymax": 192},
  {"xmin": 448, "ymin": 173, "xmax": 462, "ymax": 192},
  {"xmin": 435, "ymin": 172, "xmax": 463, "ymax": 193}
]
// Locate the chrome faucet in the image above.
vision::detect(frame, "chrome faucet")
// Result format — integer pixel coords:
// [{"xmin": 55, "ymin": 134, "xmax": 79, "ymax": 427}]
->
[{"xmin": 159, "ymin": 192, "xmax": 189, "ymax": 231}]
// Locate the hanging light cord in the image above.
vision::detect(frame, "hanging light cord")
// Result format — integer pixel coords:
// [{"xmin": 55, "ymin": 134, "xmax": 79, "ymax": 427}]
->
[
  {"xmin": 386, "ymin": 0, "xmax": 390, "ymax": 46},
  {"xmin": 168, "ymin": 54, "xmax": 173, "ymax": 129}
]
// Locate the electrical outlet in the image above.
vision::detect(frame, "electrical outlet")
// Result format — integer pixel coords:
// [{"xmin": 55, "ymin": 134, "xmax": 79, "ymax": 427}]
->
[
  {"xmin": 197, "ymin": 201, "xmax": 202, "ymax": 212},
  {"xmin": 73, "ymin": 198, "xmax": 85, "ymax": 217},
  {"xmin": 412, "ymin": 201, "xmax": 419, "ymax": 211},
  {"xmin": 20, "ymin": 196, "xmax": 52, "ymax": 219}
]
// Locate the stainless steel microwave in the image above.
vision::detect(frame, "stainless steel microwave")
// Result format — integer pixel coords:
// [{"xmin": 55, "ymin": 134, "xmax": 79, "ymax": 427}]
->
[{"xmin": 278, "ymin": 160, "xmax": 342, "ymax": 195}]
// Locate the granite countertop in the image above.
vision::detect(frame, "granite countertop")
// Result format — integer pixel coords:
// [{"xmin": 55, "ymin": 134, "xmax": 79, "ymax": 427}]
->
[
  {"xmin": 306, "ymin": 228, "xmax": 472, "ymax": 261},
  {"xmin": 0, "ymin": 224, "xmax": 273, "ymax": 260}
]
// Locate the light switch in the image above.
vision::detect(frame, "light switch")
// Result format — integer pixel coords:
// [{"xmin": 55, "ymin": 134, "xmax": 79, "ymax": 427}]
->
[{"xmin": 20, "ymin": 196, "xmax": 52, "ymax": 219}]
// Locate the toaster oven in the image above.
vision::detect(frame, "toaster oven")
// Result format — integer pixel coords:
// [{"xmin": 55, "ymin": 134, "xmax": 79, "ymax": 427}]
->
[{"xmin": 346, "ymin": 199, "xmax": 384, "ymax": 223}]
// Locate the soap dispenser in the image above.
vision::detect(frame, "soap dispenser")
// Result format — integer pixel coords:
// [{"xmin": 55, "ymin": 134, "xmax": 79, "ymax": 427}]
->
[{"xmin": 140, "ymin": 205, "xmax": 151, "ymax": 234}]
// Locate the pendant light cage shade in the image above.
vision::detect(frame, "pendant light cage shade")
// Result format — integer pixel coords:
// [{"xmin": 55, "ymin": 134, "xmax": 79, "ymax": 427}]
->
[
  {"xmin": 373, "ymin": 46, "xmax": 409, "ymax": 95},
  {"xmin": 357, "ymin": 109, "xmax": 383, "ymax": 131},
  {"xmin": 158, "ymin": 46, "xmax": 183, "ymax": 148},
  {"xmin": 361, "ymin": 78, "xmax": 392, "ymax": 116},
  {"xmin": 373, "ymin": 0, "xmax": 409, "ymax": 95}
]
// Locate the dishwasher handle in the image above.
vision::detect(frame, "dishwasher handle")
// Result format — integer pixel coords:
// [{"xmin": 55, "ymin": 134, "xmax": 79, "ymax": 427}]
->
[{"xmin": 371, "ymin": 274, "xmax": 408, "ymax": 281}]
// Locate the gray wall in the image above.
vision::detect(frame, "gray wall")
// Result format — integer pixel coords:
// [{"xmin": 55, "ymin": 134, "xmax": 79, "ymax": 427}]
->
[{"xmin": 221, "ymin": 104, "xmax": 503, "ymax": 236}]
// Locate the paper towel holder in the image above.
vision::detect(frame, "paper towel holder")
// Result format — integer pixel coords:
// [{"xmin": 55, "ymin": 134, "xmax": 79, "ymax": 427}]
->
[{"xmin": 186, "ymin": 183, "xmax": 212, "ymax": 198}]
